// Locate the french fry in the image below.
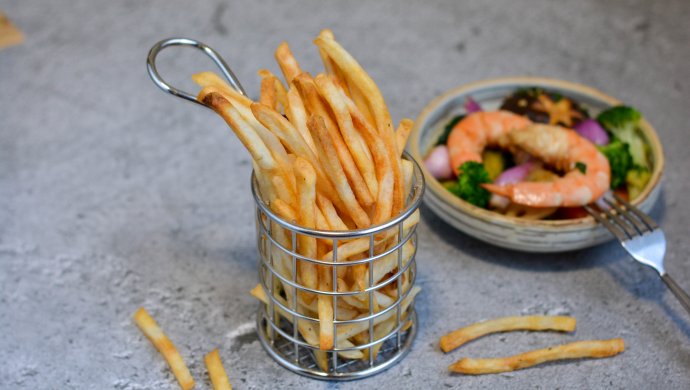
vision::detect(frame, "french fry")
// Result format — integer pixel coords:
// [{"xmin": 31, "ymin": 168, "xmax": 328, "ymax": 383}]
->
[
  {"xmin": 401, "ymin": 159, "xmax": 414, "ymax": 204},
  {"xmin": 449, "ymin": 338, "xmax": 625, "ymax": 375},
  {"xmin": 315, "ymin": 206, "xmax": 329, "ymax": 231},
  {"xmin": 204, "ymin": 349, "xmax": 233, "ymax": 390},
  {"xmin": 271, "ymin": 175, "xmax": 297, "ymax": 209},
  {"xmin": 294, "ymin": 73, "xmax": 374, "ymax": 208},
  {"xmin": 317, "ymin": 29, "xmax": 349, "ymax": 92},
  {"xmin": 250, "ymin": 102, "xmax": 347, "ymax": 215},
  {"xmin": 440, "ymin": 316, "xmax": 577, "ymax": 353},
  {"xmin": 395, "ymin": 118, "xmax": 414, "ymax": 155},
  {"xmin": 337, "ymin": 286, "xmax": 421, "ymax": 342},
  {"xmin": 250, "ymin": 284, "xmax": 363, "ymax": 359},
  {"xmin": 308, "ymin": 115, "xmax": 371, "ymax": 228},
  {"xmin": 133, "ymin": 308, "xmax": 195, "ymax": 390},
  {"xmin": 271, "ymin": 198, "xmax": 298, "ymax": 222},
  {"xmin": 343, "ymin": 91, "xmax": 394, "ymax": 225},
  {"xmin": 259, "ymin": 72, "xmax": 277, "ymax": 110},
  {"xmin": 317, "ymin": 264, "xmax": 335, "ymax": 350},
  {"xmin": 313, "ymin": 35, "xmax": 404, "ymax": 215},
  {"xmin": 192, "ymin": 71, "xmax": 253, "ymax": 107},
  {"xmin": 294, "ymin": 157, "xmax": 318, "ymax": 292},
  {"xmin": 285, "ymin": 86, "xmax": 317, "ymax": 154},
  {"xmin": 253, "ymin": 162, "xmax": 277, "ymax": 203},
  {"xmin": 258, "ymin": 69, "xmax": 288, "ymax": 111},
  {"xmin": 296, "ymin": 157, "xmax": 334, "ymax": 350},
  {"xmin": 199, "ymin": 91, "xmax": 278, "ymax": 173},
  {"xmin": 312, "ymin": 36, "xmax": 391, "ymax": 138},
  {"xmin": 250, "ymin": 284, "xmax": 319, "ymax": 345},
  {"xmin": 201, "ymin": 88, "xmax": 296, "ymax": 197},
  {"xmin": 322, "ymin": 209, "xmax": 419, "ymax": 261},
  {"xmin": 315, "ymin": 74, "xmax": 379, "ymax": 199},
  {"xmin": 347, "ymin": 79, "xmax": 374, "ymax": 126},
  {"xmin": 275, "ymin": 42, "xmax": 302, "ymax": 84},
  {"xmin": 365, "ymin": 315, "xmax": 397, "ymax": 361},
  {"xmin": 316, "ymin": 193, "xmax": 348, "ymax": 231},
  {"xmin": 371, "ymin": 241, "xmax": 415, "ymax": 287}
]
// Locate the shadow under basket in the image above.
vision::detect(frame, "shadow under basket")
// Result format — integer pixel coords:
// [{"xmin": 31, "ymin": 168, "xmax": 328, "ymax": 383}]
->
[{"xmin": 251, "ymin": 154, "xmax": 425, "ymax": 380}]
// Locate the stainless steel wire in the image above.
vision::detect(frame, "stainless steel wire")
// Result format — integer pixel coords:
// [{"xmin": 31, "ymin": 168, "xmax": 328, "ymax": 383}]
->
[{"xmin": 253, "ymin": 155, "xmax": 425, "ymax": 380}]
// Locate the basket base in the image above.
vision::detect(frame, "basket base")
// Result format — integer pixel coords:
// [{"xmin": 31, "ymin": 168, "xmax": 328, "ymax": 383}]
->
[{"xmin": 256, "ymin": 306, "xmax": 418, "ymax": 381}]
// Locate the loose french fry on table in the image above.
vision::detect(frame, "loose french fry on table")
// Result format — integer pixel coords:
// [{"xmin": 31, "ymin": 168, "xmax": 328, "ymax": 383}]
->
[
  {"xmin": 440, "ymin": 315, "xmax": 577, "ymax": 353},
  {"xmin": 133, "ymin": 307, "xmax": 195, "ymax": 390},
  {"xmin": 204, "ymin": 349, "xmax": 233, "ymax": 390},
  {"xmin": 449, "ymin": 338, "xmax": 625, "ymax": 375}
]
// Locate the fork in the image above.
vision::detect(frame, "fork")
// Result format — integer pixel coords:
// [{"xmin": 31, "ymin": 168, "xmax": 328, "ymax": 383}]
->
[{"xmin": 584, "ymin": 193, "xmax": 690, "ymax": 315}]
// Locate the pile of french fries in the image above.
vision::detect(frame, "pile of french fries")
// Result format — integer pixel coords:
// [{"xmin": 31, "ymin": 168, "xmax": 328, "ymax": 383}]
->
[{"xmin": 193, "ymin": 30, "xmax": 421, "ymax": 370}]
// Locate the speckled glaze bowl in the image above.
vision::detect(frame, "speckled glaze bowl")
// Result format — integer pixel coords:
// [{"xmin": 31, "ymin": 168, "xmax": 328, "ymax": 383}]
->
[{"xmin": 409, "ymin": 77, "xmax": 664, "ymax": 252}]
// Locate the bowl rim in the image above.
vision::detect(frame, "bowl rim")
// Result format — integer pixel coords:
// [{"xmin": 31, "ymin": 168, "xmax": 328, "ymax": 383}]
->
[{"xmin": 409, "ymin": 76, "xmax": 665, "ymax": 230}]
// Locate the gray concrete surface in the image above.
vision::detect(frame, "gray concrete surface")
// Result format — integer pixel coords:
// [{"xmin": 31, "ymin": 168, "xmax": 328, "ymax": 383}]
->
[{"xmin": 1, "ymin": 0, "xmax": 689, "ymax": 388}]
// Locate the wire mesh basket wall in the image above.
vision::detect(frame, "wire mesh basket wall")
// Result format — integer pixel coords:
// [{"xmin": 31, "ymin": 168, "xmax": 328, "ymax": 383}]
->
[{"xmin": 251, "ymin": 155, "xmax": 425, "ymax": 380}]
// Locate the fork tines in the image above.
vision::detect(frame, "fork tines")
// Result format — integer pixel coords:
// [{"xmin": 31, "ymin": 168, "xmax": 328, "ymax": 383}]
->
[{"xmin": 584, "ymin": 193, "xmax": 658, "ymax": 241}]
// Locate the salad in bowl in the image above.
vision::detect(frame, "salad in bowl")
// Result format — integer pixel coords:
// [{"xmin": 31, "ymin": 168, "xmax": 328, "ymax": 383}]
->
[{"xmin": 424, "ymin": 87, "xmax": 654, "ymax": 221}]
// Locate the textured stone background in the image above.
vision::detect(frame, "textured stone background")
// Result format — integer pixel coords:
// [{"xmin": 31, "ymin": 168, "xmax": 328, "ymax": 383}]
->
[{"xmin": 1, "ymin": 0, "xmax": 689, "ymax": 388}]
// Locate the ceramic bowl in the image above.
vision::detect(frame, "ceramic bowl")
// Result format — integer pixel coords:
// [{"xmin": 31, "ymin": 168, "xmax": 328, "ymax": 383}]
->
[{"xmin": 409, "ymin": 77, "xmax": 664, "ymax": 252}]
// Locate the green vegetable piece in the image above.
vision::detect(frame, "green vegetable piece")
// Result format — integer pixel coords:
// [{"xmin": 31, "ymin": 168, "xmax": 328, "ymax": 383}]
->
[
  {"xmin": 447, "ymin": 161, "xmax": 492, "ymax": 208},
  {"xmin": 598, "ymin": 139, "xmax": 633, "ymax": 189},
  {"xmin": 575, "ymin": 162, "xmax": 587, "ymax": 174},
  {"xmin": 482, "ymin": 150, "xmax": 507, "ymax": 181},
  {"xmin": 597, "ymin": 106, "xmax": 650, "ymax": 169},
  {"xmin": 626, "ymin": 167, "xmax": 651, "ymax": 201},
  {"xmin": 441, "ymin": 180, "xmax": 457, "ymax": 191},
  {"xmin": 437, "ymin": 115, "xmax": 465, "ymax": 146}
]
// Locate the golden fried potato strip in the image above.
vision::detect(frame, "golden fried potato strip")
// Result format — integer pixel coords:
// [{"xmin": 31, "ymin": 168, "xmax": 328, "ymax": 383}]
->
[
  {"xmin": 314, "ymin": 35, "xmax": 403, "ymax": 214},
  {"xmin": 315, "ymin": 74, "xmax": 379, "ymax": 199},
  {"xmin": 199, "ymin": 90, "xmax": 277, "ymax": 172},
  {"xmin": 308, "ymin": 115, "xmax": 371, "ymax": 228},
  {"xmin": 440, "ymin": 315, "xmax": 577, "ymax": 353},
  {"xmin": 133, "ymin": 308, "xmax": 195, "ymax": 390},
  {"xmin": 396, "ymin": 118, "xmax": 414, "ymax": 156},
  {"xmin": 285, "ymin": 86, "xmax": 316, "ymax": 154},
  {"xmin": 204, "ymin": 349, "xmax": 233, "ymax": 390},
  {"xmin": 449, "ymin": 338, "xmax": 625, "ymax": 375},
  {"xmin": 275, "ymin": 42, "xmax": 302, "ymax": 84},
  {"xmin": 294, "ymin": 73, "xmax": 374, "ymax": 208}
]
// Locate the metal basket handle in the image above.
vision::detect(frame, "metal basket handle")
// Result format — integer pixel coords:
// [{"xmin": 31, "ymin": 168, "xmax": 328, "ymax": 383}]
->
[{"xmin": 146, "ymin": 37, "xmax": 247, "ymax": 108}]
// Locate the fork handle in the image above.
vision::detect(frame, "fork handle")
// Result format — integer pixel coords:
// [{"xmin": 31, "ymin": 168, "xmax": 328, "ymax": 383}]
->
[{"xmin": 661, "ymin": 274, "xmax": 690, "ymax": 315}]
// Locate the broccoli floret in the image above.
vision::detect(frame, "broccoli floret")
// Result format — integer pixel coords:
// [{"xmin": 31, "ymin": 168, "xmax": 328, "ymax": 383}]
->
[
  {"xmin": 447, "ymin": 161, "xmax": 492, "ymax": 208},
  {"xmin": 436, "ymin": 115, "xmax": 465, "ymax": 146},
  {"xmin": 596, "ymin": 106, "xmax": 650, "ymax": 169},
  {"xmin": 598, "ymin": 139, "xmax": 633, "ymax": 188},
  {"xmin": 626, "ymin": 167, "xmax": 651, "ymax": 200}
]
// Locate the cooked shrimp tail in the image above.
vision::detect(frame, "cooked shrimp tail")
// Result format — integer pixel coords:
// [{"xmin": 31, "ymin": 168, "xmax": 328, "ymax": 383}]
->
[{"xmin": 484, "ymin": 124, "xmax": 611, "ymax": 208}]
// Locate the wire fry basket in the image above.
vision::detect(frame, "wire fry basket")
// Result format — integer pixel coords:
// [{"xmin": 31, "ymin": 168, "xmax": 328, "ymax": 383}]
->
[
  {"xmin": 252, "ymin": 155, "xmax": 425, "ymax": 380},
  {"xmin": 146, "ymin": 37, "xmax": 426, "ymax": 381}
]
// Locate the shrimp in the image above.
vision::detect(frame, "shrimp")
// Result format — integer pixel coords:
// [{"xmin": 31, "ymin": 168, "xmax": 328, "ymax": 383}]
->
[
  {"xmin": 483, "ymin": 124, "xmax": 611, "ymax": 207},
  {"xmin": 447, "ymin": 111, "xmax": 533, "ymax": 175}
]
